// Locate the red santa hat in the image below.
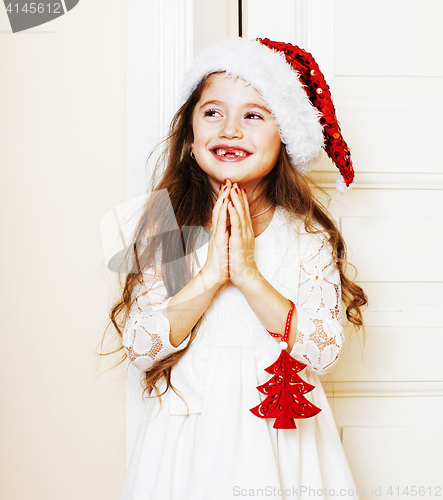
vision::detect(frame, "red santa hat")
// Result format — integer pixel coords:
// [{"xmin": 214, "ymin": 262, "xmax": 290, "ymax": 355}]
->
[{"xmin": 181, "ymin": 37, "xmax": 354, "ymax": 193}]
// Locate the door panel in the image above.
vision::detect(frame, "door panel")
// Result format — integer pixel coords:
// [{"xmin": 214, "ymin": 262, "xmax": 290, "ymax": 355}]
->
[
  {"xmin": 243, "ymin": 0, "xmax": 443, "ymax": 494},
  {"xmin": 127, "ymin": 0, "xmax": 443, "ymax": 488}
]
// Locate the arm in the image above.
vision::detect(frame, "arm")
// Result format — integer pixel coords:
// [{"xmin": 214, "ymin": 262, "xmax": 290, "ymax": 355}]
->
[
  {"xmin": 234, "ymin": 232, "xmax": 343, "ymax": 375},
  {"xmin": 123, "ymin": 184, "xmax": 232, "ymax": 370},
  {"xmin": 227, "ymin": 184, "xmax": 343, "ymax": 375},
  {"xmin": 122, "ymin": 267, "xmax": 189, "ymax": 372},
  {"xmin": 289, "ymin": 236, "xmax": 344, "ymax": 375},
  {"xmin": 167, "ymin": 183, "xmax": 231, "ymax": 347},
  {"xmin": 123, "ymin": 265, "xmax": 223, "ymax": 371}
]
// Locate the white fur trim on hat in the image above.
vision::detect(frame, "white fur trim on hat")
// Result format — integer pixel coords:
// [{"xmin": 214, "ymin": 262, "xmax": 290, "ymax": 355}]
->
[
  {"xmin": 181, "ymin": 37, "xmax": 324, "ymax": 174},
  {"xmin": 335, "ymin": 174, "xmax": 354, "ymax": 194}
]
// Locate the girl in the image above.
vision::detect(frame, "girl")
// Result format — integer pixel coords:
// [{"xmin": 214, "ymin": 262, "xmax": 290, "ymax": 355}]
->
[{"xmin": 111, "ymin": 37, "xmax": 367, "ymax": 500}]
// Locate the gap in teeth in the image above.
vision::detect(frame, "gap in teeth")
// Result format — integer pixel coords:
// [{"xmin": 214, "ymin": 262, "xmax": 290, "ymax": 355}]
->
[{"xmin": 216, "ymin": 149, "xmax": 246, "ymax": 157}]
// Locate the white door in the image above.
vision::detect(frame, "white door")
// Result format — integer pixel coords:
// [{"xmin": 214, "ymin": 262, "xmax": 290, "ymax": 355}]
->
[
  {"xmin": 243, "ymin": 0, "xmax": 443, "ymax": 496},
  {"xmin": 126, "ymin": 0, "xmax": 443, "ymax": 494}
]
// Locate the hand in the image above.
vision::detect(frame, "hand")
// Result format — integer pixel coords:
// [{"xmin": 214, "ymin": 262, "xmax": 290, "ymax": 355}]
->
[
  {"xmin": 227, "ymin": 182, "xmax": 261, "ymax": 289},
  {"xmin": 200, "ymin": 180, "xmax": 231, "ymax": 288}
]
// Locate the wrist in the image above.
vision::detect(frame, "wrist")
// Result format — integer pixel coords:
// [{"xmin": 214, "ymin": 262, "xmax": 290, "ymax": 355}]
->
[
  {"xmin": 235, "ymin": 266, "xmax": 263, "ymax": 293},
  {"xmin": 200, "ymin": 265, "xmax": 225, "ymax": 290}
]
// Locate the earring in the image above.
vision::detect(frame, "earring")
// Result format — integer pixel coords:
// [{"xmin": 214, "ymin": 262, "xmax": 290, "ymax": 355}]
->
[{"xmin": 190, "ymin": 151, "xmax": 195, "ymax": 160}]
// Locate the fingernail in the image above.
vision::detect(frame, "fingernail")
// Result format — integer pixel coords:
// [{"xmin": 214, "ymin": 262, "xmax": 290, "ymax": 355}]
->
[
  {"xmin": 219, "ymin": 183, "xmax": 223, "ymax": 191},
  {"xmin": 230, "ymin": 201, "xmax": 234, "ymax": 207},
  {"xmin": 223, "ymin": 185, "xmax": 228, "ymax": 191},
  {"xmin": 234, "ymin": 187, "xmax": 238, "ymax": 194}
]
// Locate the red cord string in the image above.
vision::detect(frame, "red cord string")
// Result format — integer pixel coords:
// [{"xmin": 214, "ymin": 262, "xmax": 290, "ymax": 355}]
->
[{"xmin": 266, "ymin": 299, "xmax": 295, "ymax": 343}]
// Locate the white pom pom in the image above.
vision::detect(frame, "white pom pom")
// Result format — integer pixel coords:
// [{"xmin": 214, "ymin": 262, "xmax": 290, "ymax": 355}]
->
[
  {"xmin": 279, "ymin": 341, "xmax": 288, "ymax": 350},
  {"xmin": 335, "ymin": 174, "xmax": 354, "ymax": 194}
]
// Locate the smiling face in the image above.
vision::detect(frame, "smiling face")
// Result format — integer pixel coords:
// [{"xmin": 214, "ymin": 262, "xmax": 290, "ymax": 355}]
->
[{"xmin": 191, "ymin": 73, "xmax": 282, "ymax": 193}]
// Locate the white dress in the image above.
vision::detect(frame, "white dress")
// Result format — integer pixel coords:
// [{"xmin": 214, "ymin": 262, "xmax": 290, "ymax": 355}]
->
[{"xmin": 119, "ymin": 206, "xmax": 359, "ymax": 500}]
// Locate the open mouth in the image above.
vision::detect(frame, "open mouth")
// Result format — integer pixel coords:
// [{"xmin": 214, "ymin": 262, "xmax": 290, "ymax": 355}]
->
[{"xmin": 213, "ymin": 148, "xmax": 250, "ymax": 158}]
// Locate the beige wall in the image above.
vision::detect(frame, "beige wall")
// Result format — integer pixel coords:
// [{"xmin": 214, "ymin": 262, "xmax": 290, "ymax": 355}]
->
[{"xmin": 0, "ymin": 2, "xmax": 126, "ymax": 499}]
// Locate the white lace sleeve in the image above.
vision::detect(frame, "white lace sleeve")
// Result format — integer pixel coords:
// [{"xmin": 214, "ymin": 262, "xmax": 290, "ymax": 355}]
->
[
  {"xmin": 122, "ymin": 267, "xmax": 191, "ymax": 372},
  {"xmin": 289, "ymin": 236, "xmax": 344, "ymax": 375}
]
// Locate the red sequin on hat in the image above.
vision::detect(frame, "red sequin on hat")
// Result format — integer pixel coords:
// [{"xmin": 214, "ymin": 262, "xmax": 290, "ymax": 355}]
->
[{"xmin": 258, "ymin": 38, "xmax": 354, "ymax": 187}]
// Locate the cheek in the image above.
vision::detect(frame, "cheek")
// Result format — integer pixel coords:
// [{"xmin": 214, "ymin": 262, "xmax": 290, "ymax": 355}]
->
[
  {"xmin": 190, "ymin": 129, "xmax": 195, "ymax": 149},
  {"xmin": 266, "ymin": 130, "xmax": 282, "ymax": 159},
  {"xmin": 190, "ymin": 115, "xmax": 200, "ymax": 147},
  {"xmin": 191, "ymin": 122, "xmax": 207, "ymax": 148}
]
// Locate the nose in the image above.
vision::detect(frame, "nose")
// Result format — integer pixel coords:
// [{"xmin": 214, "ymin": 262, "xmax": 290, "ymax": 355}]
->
[{"xmin": 219, "ymin": 115, "xmax": 243, "ymax": 140}]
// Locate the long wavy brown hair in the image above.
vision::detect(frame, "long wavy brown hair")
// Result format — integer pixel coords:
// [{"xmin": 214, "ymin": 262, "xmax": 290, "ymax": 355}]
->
[{"xmin": 105, "ymin": 74, "xmax": 368, "ymax": 398}]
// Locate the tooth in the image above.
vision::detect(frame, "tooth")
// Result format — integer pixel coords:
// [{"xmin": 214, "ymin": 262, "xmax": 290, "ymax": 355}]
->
[{"xmin": 215, "ymin": 148, "xmax": 247, "ymax": 157}]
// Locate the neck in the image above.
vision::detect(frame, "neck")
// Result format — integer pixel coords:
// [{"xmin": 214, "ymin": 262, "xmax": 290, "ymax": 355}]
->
[{"xmin": 245, "ymin": 190, "xmax": 272, "ymax": 217}]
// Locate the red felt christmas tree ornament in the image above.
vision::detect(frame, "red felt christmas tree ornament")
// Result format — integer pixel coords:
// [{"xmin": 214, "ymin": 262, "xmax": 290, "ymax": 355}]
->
[{"xmin": 250, "ymin": 300, "xmax": 322, "ymax": 429}]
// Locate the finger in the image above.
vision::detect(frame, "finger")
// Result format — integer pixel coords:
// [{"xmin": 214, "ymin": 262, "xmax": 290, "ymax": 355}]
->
[
  {"xmin": 218, "ymin": 180, "xmax": 231, "ymax": 197},
  {"xmin": 215, "ymin": 193, "xmax": 231, "ymax": 235},
  {"xmin": 235, "ymin": 187, "xmax": 255, "ymax": 239},
  {"xmin": 229, "ymin": 183, "xmax": 242, "ymax": 208},
  {"xmin": 217, "ymin": 197, "xmax": 229, "ymax": 232},
  {"xmin": 241, "ymin": 188, "xmax": 251, "ymax": 220},
  {"xmin": 218, "ymin": 185, "xmax": 231, "ymax": 223},
  {"xmin": 240, "ymin": 188, "xmax": 254, "ymax": 237},
  {"xmin": 211, "ymin": 189, "xmax": 227, "ymax": 233},
  {"xmin": 227, "ymin": 200, "xmax": 241, "ymax": 238},
  {"xmin": 211, "ymin": 180, "xmax": 232, "ymax": 234},
  {"xmin": 231, "ymin": 183, "xmax": 244, "ymax": 208},
  {"xmin": 222, "ymin": 182, "xmax": 232, "ymax": 200},
  {"xmin": 230, "ymin": 184, "xmax": 247, "ymax": 230}
]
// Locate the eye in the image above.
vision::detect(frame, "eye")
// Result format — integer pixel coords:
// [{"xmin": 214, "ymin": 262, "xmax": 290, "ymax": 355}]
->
[
  {"xmin": 244, "ymin": 112, "xmax": 263, "ymax": 120},
  {"xmin": 204, "ymin": 108, "xmax": 222, "ymax": 117}
]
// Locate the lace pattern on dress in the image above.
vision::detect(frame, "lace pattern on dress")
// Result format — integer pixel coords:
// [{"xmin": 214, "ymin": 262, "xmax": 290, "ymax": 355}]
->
[
  {"xmin": 290, "ymin": 237, "xmax": 344, "ymax": 375},
  {"xmin": 122, "ymin": 267, "xmax": 190, "ymax": 372}
]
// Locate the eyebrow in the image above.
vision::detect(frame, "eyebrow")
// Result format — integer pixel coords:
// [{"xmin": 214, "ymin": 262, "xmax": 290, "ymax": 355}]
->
[{"xmin": 199, "ymin": 100, "xmax": 271, "ymax": 114}]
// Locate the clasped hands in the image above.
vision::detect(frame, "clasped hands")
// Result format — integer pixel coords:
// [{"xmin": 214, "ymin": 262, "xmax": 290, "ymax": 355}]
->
[{"xmin": 202, "ymin": 179, "xmax": 262, "ymax": 290}]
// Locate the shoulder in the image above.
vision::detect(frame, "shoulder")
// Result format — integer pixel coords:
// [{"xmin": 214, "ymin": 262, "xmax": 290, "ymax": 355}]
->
[{"xmin": 274, "ymin": 206, "xmax": 332, "ymax": 260}]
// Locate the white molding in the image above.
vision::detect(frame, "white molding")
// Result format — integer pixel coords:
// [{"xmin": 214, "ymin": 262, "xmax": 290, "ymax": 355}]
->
[
  {"xmin": 336, "ymin": 104, "xmax": 443, "ymax": 123},
  {"xmin": 158, "ymin": 0, "xmax": 194, "ymax": 136},
  {"xmin": 227, "ymin": 0, "xmax": 239, "ymax": 37},
  {"xmin": 310, "ymin": 171, "xmax": 443, "ymax": 190},
  {"xmin": 242, "ymin": 0, "xmax": 297, "ymax": 44},
  {"xmin": 305, "ymin": 0, "xmax": 334, "ymax": 80},
  {"xmin": 127, "ymin": 0, "xmax": 193, "ymax": 200},
  {"xmin": 356, "ymin": 310, "xmax": 443, "ymax": 328},
  {"xmin": 323, "ymin": 381, "xmax": 443, "ymax": 398},
  {"xmin": 294, "ymin": 0, "xmax": 307, "ymax": 48},
  {"xmin": 126, "ymin": 0, "xmax": 193, "ymax": 464}
]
